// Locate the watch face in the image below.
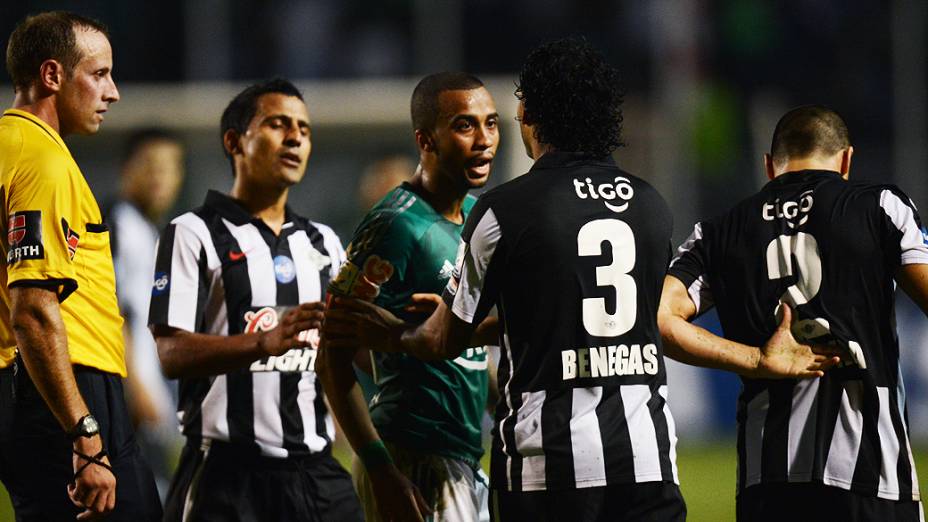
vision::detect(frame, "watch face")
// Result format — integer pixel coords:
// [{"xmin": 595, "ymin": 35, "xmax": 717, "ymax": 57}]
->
[{"xmin": 82, "ymin": 415, "xmax": 100, "ymax": 435}]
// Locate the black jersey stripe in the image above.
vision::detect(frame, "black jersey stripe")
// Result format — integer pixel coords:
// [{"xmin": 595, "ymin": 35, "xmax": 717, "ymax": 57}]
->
[
  {"xmin": 811, "ymin": 374, "xmax": 845, "ymax": 483},
  {"xmin": 312, "ymin": 375, "xmax": 329, "ymax": 443},
  {"xmin": 598, "ymin": 384, "xmax": 633, "ymax": 484},
  {"xmin": 541, "ymin": 389, "xmax": 574, "ymax": 489},
  {"xmin": 649, "ymin": 383, "xmax": 675, "ymax": 482},
  {"xmin": 851, "ymin": 384, "xmax": 882, "ymax": 496},
  {"xmin": 760, "ymin": 382, "xmax": 792, "ymax": 482}
]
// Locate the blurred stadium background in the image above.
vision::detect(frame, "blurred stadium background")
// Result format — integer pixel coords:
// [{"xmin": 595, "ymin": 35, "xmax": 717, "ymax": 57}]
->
[{"xmin": 2, "ymin": 1, "xmax": 927, "ymax": 520}]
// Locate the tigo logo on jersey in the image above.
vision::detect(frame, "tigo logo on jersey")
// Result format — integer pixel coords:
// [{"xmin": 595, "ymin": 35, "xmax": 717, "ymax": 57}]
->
[
  {"xmin": 572, "ymin": 176, "xmax": 634, "ymax": 213},
  {"xmin": 762, "ymin": 190, "xmax": 814, "ymax": 229},
  {"xmin": 6, "ymin": 211, "xmax": 44, "ymax": 263},
  {"xmin": 274, "ymin": 255, "xmax": 296, "ymax": 284},
  {"xmin": 152, "ymin": 272, "xmax": 170, "ymax": 295}
]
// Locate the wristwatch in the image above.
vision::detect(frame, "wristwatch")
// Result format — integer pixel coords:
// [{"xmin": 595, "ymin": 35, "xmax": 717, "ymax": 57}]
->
[{"xmin": 67, "ymin": 414, "xmax": 100, "ymax": 440}]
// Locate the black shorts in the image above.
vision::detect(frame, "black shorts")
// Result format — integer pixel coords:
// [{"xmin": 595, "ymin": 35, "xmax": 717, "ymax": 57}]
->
[
  {"xmin": 490, "ymin": 481, "xmax": 686, "ymax": 522},
  {"xmin": 0, "ymin": 361, "xmax": 162, "ymax": 521},
  {"xmin": 164, "ymin": 439, "xmax": 363, "ymax": 522},
  {"xmin": 737, "ymin": 482, "xmax": 924, "ymax": 522}
]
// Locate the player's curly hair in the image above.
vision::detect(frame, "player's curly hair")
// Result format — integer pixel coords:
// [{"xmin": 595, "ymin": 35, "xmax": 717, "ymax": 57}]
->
[{"xmin": 516, "ymin": 37, "xmax": 625, "ymax": 158}]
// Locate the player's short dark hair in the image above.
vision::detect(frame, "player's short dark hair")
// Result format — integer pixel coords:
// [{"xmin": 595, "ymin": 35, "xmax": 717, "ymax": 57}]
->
[
  {"xmin": 770, "ymin": 105, "xmax": 850, "ymax": 167},
  {"xmin": 516, "ymin": 37, "xmax": 625, "ymax": 158},
  {"xmin": 411, "ymin": 72, "xmax": 485, "ymax": 132},
  {"xmin": 220, "ymin": 78, "xmax": 304, "ymax": 168},
  {"xmin": 5, "ymin": 11, "xmax": 109, "ymax": 91},
  {"xmin": 122, "ymin": 127, "xmax": 181, "ymax": 167}
]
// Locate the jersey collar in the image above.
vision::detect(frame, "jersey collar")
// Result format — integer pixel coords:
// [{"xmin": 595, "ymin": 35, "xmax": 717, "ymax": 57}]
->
[
  {"xmin": 770, "ymin": 169, "xmax": 843, "ymax": 186},
  {"xmin": 2, "ymin": 109, "xmax": 68, "ymax": 152},
  {"xmin": 529, "ymin": 150, "xmax": 616, "ymax": 172},
  {"xmin": 203, "ymin": 189, "xmax": 297, "ymax": 229}
]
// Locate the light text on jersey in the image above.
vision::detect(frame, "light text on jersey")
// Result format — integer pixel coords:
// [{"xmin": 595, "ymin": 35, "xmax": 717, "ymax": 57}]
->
[
  {"xmin": 572, "ymin": 176, "xmax": 634, "ymax": 213},
  {"xmin": 562, "ymin": 343, "xmax": 659, "ymax": 380},
  {"xmin": 762, "ymin": 190, "xmax": 814, "ymax": 229}
]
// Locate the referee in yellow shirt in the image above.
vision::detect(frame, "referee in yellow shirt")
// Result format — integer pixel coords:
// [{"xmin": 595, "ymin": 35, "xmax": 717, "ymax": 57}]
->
[{"xmin": 0, "ymin": 12, "xmax": 160, "ymax": 521}]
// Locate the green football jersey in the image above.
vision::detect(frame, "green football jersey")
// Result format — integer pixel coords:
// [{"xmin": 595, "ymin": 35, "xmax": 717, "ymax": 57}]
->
[{"xmin": 329, "ymin": 183, "xmax": 488, "ymax": 466}]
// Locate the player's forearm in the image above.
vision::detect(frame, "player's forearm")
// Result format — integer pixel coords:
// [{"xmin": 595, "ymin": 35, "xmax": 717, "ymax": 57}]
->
[
  {"xmin": 316, "ymin": 344, "xmax": 381, "ymax": 452},
  {"xmin": 153, "ymin": 327, "xmax": 267, "ymax": 378},
  {"xmin": 10, "ymin": 286, "xmax": 90, "ymax": 431},
  {"xmin": 659, "ymin": 314, "xmax": 760, "ymax": 375}
]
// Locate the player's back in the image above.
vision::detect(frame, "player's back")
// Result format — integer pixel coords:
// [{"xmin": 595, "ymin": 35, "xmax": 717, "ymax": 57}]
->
[
  {"xmin": 464, "ymin": 151, "xmax": 676, "ymax": 492},
  {"xmin": 670, "ymin": 168, "xmax": 927, "ymax": 500}
]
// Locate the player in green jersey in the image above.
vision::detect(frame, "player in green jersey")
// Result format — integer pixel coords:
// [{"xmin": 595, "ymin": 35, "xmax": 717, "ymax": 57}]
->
[{"xmin": 319, "ymin": 72, "xmax": 499, "ymax": 522}]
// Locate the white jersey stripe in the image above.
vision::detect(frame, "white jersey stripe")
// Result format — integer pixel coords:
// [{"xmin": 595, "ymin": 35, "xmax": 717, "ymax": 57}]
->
[
  {"xmin": 288, "ymin": 230, "xmax": 322, "ymax": 305},
  {"xmin": 200, "ymin": 375, "xmax": 229, "ymax": 441},
  {"xmin": 570, "ymin": 387, "xmax": 607, "ymax": 488},
  {"xmin": 451, "ymin": 208, "xmax": 501, "ymax": 323},
  {"xmin": 877, "ymin": 386, "xmax": 901, "ymax": 499},
  {"xmin": 252, "ymin": 373, "xmax": 284, "ymax": 456},
  {"xmin": 788, "ymin": 379, "xmax": 819, "ymax": 481},
  {"xmin": 879, "ymin": 189, "xmax": 928, "ymax": 265},
  {"xmin": 744, "ymin": 390, "xmax": 769, "ymax": 489},
  {"xmin": 514, "ymin": 390, "xmax": 546, "ymax": 491},
  {"xmin": 297, "ymin": 373, "xmax": 328, "ymax": 452},
  {"xmin": 620, "ymin": 385, "xmax": 662, "ymax": 482},
  {"xmin": 685, "ymin": 276, "xmax": 713, "ymax": 316},
  {"xmin": 498, "ymin": 328, "xmax": 516, "ymax": 489},
  {"xmin": 659, "ymin": 385, "xmax": 679, "ymax": 483},
  {"xmin": 166, "ymin": 214, "xmax": 217, "ymax": 331},
  {"xmin": 823, "ymin": 381, "xmax": 865, "ymax": 490}
]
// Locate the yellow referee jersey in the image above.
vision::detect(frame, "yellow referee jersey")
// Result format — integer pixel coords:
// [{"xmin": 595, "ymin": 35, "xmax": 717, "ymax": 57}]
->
[{"xmin": 0, "ymin": 109, "xmax": 126, "ymax": 376}]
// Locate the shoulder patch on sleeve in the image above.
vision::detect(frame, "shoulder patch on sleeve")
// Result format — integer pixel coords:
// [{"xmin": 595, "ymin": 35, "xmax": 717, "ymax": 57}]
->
[
  {"xmin": 61, "ymin": 218, "xmax": 80, "ymax": 260},
  {"xmin": 6, "ymin": 211, "xmax": 44, "ymax": 263}
]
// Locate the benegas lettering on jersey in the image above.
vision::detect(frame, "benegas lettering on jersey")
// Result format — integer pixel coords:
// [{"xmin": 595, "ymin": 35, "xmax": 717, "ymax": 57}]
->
[
  {"xmin": 243, "ymin": 306, "xmax": 320, "ymax": 372},
  {"xmin": 762, "ymin": 190, "xmax": 814, "ymax": 229},
  {"xmin": 572, "ymin": 176, "xmax": 634, "ymax": 213},
  {"xmin": 562, "ymin": 343, "xmax": 659, "ymax": 380},
  {"xmin": 6, "ymin": 211, "xmax": 44, "ymax": 263}
]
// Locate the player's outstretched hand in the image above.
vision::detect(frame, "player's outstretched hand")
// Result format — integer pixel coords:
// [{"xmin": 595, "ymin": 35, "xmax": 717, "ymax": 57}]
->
[
  {"xmin": 259, "ymin": 302, "xmax": 326, "ymax": 356},
  {"xmin": 368, "ymin": 464, "xmax": 432, "ymax": 522},
  {"xmin": 68, "ymin": 435, "xmax": 116, "ymax": 520},
  {"xmin": 755, "ymin": 303, "xmax": 842, "ymax": 379},
  {"xmin": 403, "ymin": 293, "xmax": 442, "ymax": 315},
  {"xmin": 324, "ymin": 297, "xmax": 406, "ymax": 353}
]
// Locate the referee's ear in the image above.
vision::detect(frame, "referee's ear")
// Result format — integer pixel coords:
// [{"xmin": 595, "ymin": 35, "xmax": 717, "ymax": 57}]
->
[{"xmin": 223, "ymin": 129, "xmax": 242, "ymax": 157}]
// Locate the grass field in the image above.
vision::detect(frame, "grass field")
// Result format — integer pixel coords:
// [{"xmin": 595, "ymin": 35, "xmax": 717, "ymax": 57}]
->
[{"xmin": 0, "ymin": 442, "xmax": 924, "ymax": 521}]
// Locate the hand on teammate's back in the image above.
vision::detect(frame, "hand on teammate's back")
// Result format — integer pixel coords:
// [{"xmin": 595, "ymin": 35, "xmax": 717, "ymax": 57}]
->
[
  {"xmin": 323, "ymin": 298, "xmax": 406, "ymax": 353},
  {"xmin": 68, "ymin": 435, "xmax": 116, "ymax": 520},
  {"xmin": 369, "ymin": 464, "xmax": 432, "ymax": 522},
  {"xmin": 258, "ymin": 302, "xmax": 326, "ymax": 356},
  {"xmin": 754, "ymin": 303, "xmax": 842, "ymax": 379}
]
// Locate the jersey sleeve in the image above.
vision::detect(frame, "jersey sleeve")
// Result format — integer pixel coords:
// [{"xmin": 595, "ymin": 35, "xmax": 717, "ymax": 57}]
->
[
  {"xmin": 148, "ymin": 219, "xmax": 209, "ymax": 332},
  {"xmin": 442, "ymin": 197, "xmax": 503, "ymax": 325},
  {"xmin": 877, "ymin": 187, "xmax": 928, "ymax": 265},
  {"xmin": 5, "ymin": 154, "xmax": 80, "ymax": 301},
  {"xmin": 328, "ymin": 209, "xmax": 414, "ymax": 310},
  {"xmin": 667, "ymin": 222, "xmax": 715, "ymax": 316}
]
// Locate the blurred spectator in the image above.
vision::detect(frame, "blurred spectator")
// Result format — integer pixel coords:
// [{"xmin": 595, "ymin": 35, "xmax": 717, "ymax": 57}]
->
[
  {"xmin": 104, "ymin": 128, "xmax": 185, "ymax": 499},
  {"xmin": 357, "ymin": 154, "xmax": 416, "ymax": 213}
]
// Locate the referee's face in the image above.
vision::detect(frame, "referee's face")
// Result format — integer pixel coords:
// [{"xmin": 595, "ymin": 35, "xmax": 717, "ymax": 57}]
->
[
  {"xmin": 432, "ymin": 87, "xmax": 499, "ymax": 190},
  {"xmin": 58, "ymin": 28, "xmax": 119, "ymax": 136},
  {"xmin": 237, "ymin": 93, "xmax": 312, "ymax": 189}
]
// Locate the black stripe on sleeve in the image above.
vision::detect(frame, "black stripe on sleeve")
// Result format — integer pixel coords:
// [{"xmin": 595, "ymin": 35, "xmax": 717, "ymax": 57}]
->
[{"xmin": 148, "ymin": 223, "xmax": 176, "ymax": 325}]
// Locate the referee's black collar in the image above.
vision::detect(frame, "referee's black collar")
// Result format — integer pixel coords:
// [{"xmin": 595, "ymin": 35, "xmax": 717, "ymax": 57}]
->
[
  {"xmin": 769, "ymin": 169, "xmax": 844, "ymax": 186},
  {"xmin": 203, "ymin": 190, "xmax": 297, "ymax": 228},
  {"xmin": 529, "ymin": 150, "xmax": 616, "ymax": 172}
]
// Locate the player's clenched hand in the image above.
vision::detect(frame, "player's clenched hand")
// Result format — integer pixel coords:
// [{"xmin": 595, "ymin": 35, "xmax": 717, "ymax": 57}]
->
[
  {"xmin": 68, "ymin": 436, "xmax": 116, "ymax": 520},
  {"xmin": 323, "ymin": 298, "xmax": 406, "ymax": 353},
  {"xmin": 369, "ymin": 464, "xmax": 432, "ymax": 522},
  {"xmin": 403, "ymin": 293, "xmax": 442, "ymax": 315},
  {"xmin": 259, "ymin": 302, "xmax": 325, "ymax": 356},
  {"xmin": 755, "ymin": 303, "xmax": 841, "ymax": 379}
]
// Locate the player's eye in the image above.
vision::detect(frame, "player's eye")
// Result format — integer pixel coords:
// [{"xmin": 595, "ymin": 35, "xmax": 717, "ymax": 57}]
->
[
  {"xmin": 456, "ymin": 121, "xmax": 473, "ymax": 131},
  {"xmin": 486, "ymin": 118, "xmax": 498, "ymax": 129}
]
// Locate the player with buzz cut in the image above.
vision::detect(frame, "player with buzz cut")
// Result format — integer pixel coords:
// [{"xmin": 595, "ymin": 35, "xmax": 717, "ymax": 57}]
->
[
  {"xmin": 661, "ymin": 105, "xmax": 926, "ymax": 521},
  {"xmin": 318, "ymin": 72, "xmax": 499, "ymax": 522}
]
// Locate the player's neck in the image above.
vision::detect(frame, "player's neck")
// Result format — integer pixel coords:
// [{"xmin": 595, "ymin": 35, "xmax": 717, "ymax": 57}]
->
[
  {"xmin": 11, "ymin": 90, "xmax": 62, "ymax": 135},
  {"xmin": 410, "ymin": 168, "xmax": 467, "ymax": 224},
  {"xmin": 229, "ymin": 179, "xmax": 289, "ymax": 235}
]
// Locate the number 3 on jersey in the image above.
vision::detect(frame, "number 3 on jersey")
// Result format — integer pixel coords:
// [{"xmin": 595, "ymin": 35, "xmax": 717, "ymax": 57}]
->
[{"xmin": 577, "ymin": 219, "xmax": 636, "ymax": 337}]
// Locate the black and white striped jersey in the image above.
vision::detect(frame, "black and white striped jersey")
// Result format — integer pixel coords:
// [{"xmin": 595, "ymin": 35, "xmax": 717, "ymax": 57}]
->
[
  {"xmin": 443, "ymin": 151, "xmax": 678, "ymax": 492},
  {"xmin": 148, "ymin": 190, "xmax": 345, "ymax": 458},
  {"xmin": 668, "ymin": 169, "xmax": 928, "ymax": 501}
]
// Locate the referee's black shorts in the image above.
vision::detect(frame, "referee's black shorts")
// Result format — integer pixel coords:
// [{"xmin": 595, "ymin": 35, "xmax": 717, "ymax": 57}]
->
[
  {"xmin": 738, "ymin": 482, "xmax": 924, "ymax": 521},
  {"xmin": 0, "ymin": 360, "xmax": 162, "ymax": 521},
  {"xmin": 490, "ymin": 481, "xmax": 686, "ymax": 522},
  {"xmin": 164, "ymin": 438, "xmax": 363, "ymax": 522}
]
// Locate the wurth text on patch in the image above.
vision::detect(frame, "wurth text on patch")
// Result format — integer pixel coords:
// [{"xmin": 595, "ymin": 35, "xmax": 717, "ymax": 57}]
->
[{"xmin": 6, "ymin": 211, "xmax": 44, "ymax": 263}]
